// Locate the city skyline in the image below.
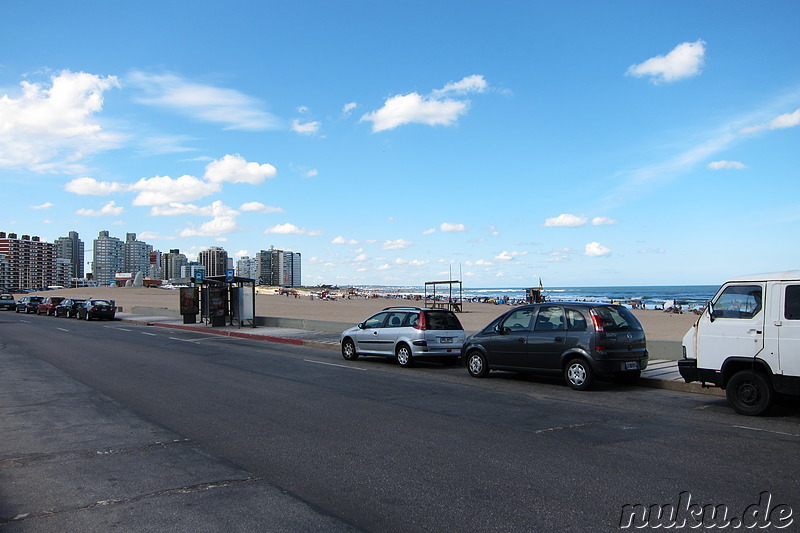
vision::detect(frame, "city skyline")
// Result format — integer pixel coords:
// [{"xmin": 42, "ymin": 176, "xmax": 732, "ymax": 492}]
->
[{"xmin": 2, "ymin": 3, "xmax": 799, "ymax": 287}]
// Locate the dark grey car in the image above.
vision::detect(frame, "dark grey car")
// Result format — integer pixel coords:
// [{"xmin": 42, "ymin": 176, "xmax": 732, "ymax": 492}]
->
[{"xmin": 461, "ymin": 303, "xmax": 648, "ymax": 390}]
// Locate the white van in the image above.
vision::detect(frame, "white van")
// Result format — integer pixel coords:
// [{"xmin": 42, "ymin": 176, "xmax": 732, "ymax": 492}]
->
[{"xmin": 679, "ymin": 271, "xmax": 800, "ymax": 415}]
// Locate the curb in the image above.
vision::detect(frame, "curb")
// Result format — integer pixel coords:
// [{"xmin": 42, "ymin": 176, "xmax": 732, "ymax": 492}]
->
[{"xmin": 121, "ymin": 318, "xmax": 724, "ymax": 397}]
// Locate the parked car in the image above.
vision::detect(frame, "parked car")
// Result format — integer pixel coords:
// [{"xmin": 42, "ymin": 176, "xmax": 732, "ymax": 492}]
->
[
  {"xmin": 462, "ymin": 302, "xmax": 648, "ymax": 390},
  {"xmin": 16, "ymin": 296, "xmax": 44, "ymax": 314},
  {"xmin": 76, "ymin": 299, "xmax": 117, "ymax": 321},
  {"xmin": 0, "ymin": 293, "xmax": 15, "ymax": 311},
  {"xmin": 54, "ymin": 298, "xmax": 86, "ymax": 318},
  {"xmin": 37, "ymin": 296, "xmax": 66, "ymax": 316},
  {"xmin": 340, "ymin": 306, "xmax": 465, "ymax": 366}
]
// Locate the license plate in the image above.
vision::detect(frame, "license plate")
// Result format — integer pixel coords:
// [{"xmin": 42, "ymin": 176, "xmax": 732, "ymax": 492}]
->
[
  {"xmin": 624, "ymin": 361, "xmax": 639, "ymax": 371},
  {"xmin": 440, "ymin": 337, "xmax": 453, "ymax": 344}
]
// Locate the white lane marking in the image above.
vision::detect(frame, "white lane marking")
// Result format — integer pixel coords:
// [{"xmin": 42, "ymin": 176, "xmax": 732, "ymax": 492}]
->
[
  {"xmin": 168, "ymin": 335, "xmax": 237, "ymax": 343},
  {"xmin": 56, "ymin": 327, "xmax": 70, "ymax": 332},
  {"xmin": 141, "ymin": 332, "xmax": 157, "ymax": 336},
  {"xmin": 304, "ymin": 359, "xmax": 366, "ymax": 371},
  {"xmin": 116, "ymin": 328, "xmax": 132, "ymax": 332},
  {"xmin": 734, "ymin": 425, "xmax": 800, "ymax": 438}
]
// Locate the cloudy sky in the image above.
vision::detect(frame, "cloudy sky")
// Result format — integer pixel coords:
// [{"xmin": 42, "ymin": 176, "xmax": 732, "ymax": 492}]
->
[{"xmin": 2, "ymin": 2, "xmax": 799, "ymax": 287}]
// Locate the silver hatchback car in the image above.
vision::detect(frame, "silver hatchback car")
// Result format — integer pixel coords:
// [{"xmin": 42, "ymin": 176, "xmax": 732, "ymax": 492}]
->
[{"xmin": 340, "ymin": 307, "xmax": 465, "ymax": 367}]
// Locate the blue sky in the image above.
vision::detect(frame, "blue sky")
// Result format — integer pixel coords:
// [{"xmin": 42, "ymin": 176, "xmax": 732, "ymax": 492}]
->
[{"xmin": 1, "ymin": 1, "xmax": 798, "ymax": 287}]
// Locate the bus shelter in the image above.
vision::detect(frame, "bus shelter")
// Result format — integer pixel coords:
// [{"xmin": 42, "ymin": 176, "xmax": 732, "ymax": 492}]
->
[{"xmin": 179, "ymin": 274, "xmax": 256, "ymax": 328}]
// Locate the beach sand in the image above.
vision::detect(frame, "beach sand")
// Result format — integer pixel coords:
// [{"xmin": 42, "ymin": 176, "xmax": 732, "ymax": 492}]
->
[{"xmin": 29, "ymin": 286, "xmax": 699, "ymax": 341}]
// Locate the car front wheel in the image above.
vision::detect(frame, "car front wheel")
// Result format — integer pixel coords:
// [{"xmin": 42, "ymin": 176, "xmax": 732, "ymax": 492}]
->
[
  {"xmin": 466, "ymin": 352, "xmax": 489, "ymax": 378},
  {"xmin": 396, "ymin": 345, "xmax": 413, "ymax": 367},
  {"xmin": 341, "ymin": 339, "xmax": 358, "ymax": 360},
  {"xmin": 726, "ymin": 370, "xmax": 773, "ymax": 416},
  {"xmin": 565, "ymin": 357, "xmax": 593, "ymax": 390}
]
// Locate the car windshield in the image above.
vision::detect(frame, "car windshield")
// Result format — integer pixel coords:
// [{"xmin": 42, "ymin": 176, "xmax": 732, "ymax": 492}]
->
[
  {"xmin": 30, "ymin": 297, "xmax": 43, "ymax": 303},
  {"xmin": 0, "ymin": 295, "xmax": 12, "ymax": 300},
  {"xmin": 423, "ymin": 310, "xmax": 463, "ymax": 330},
  {"xmin": 593, "ymin": 306, "xmax": 643, "ymax": 331}
]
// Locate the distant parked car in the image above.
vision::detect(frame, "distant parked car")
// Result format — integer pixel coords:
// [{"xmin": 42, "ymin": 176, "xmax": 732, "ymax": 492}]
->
[
  {"xmin": 54, "ymin": 298, "xmax": 86, "ymax": 318},
  {"xmin": 76, "ymin": 299, "xmax": 117, "ymax": 321},
  {"xmin": 0, "ymin": 293, "xmax": 16, "ymax": 311},
  {"xmin": 37, "ymin": 296, "xmax": 66, "ymax": 316},
  {"xmin": 340, "ymin": 306, "xmax": 465, "ymax": 366},
  {"xmin": 461, "ymin": 302, "xmax": 648, "ymax": 390},
  {"xmin": 16, "ymin": 296, "xmax": 44, "ymax": 314}
]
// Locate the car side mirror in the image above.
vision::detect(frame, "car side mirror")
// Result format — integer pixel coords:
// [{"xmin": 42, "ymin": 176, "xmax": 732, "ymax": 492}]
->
[
  {"xmin": 707, "ymin": 301, "xmax": 715, "ymax": 322},
  {"xmin": 357, "ymin": 322, "xmax": 365, "ymax": 329},
  {"xmin": 494, "ymin": 324, "xmax": 509, "ymax": 335}
]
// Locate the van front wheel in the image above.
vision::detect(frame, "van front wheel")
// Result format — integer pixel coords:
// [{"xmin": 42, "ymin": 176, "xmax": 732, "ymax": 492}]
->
[{"xmin": 726, "ymin": 370, "xmax": 773, "ymax": 416}]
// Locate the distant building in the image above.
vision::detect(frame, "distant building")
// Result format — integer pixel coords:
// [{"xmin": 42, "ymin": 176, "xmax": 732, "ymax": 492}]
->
[
  {"xmin": 54, "ymin": 231, "xmax": 85, "ymax": 280},
  {"xmin": 93, "ymin": 230, "xmax": 125, "ymax": 286},
  {"xmin": 124, "ymin": 233, "xmax": 152, "ymax": 278},
  {"xmin": 236, "ymin": 256, "xmax": 257, "ymax": 280},
  {"xmin": 198, "ymin": 246, "xmax": 229, "ymax": 278},
  {"xmin": 255, "ymin": 247, "xmax": 301, "ymax": 287},
  {"xmin": 0, "ymin": 232, "xmax": 59, "ymax": 291},
  {"xmin": 181, "ymin": 262, "xmax": 206, "ymax": 280},
  {"xmin": 160, "ymin": 249, "xmax": 188, "ymax": 282}
]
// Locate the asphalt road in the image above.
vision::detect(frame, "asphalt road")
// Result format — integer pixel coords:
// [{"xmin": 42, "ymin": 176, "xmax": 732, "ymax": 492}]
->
[{"xmin": 2, "ymin": 311, "xmax": 799, "ymax": 532}]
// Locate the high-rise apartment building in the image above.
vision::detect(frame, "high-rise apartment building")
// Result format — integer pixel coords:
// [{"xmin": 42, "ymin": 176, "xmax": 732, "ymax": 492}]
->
[
  {"xmin": 93, "ymin": 230, "xmax": 124, "ymax": 286},
  {"xmin": 236, "ymin": 256, "xmax": 257, "ymax": 279},
  {"xmin": 160, "ymin": 249, "xmax": 188, "ymax": 281},
  {"xmin": 198, "ymin": 246, "xmax": 229, "ymax": 277},
  {"xmin": 54, "ymin": 231, "xmax": 85, "ymax": 280},
  {"xmin": 255, "ymin": 247, "xmax": 301, "ymax": 287},
  {"xmin": 0, "ymin": 232, "xmax": 59, "ymax": 291},
  {"xmin": 124, "ymin": 233, "xmax": 152, "ymax": 276}
]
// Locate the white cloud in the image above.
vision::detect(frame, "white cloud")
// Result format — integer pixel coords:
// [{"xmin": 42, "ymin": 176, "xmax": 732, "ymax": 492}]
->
[
  {"xmin": 377, "ymin": 264, "xmax": 390, "ymax": 270},
  {"xmin": 360, "ymin": 75, "xmax": 488, "ymax": 133},
  {"xmin": 264, "ymin": 223, "xmax": 322, "ymax": 236},
  {"xmin": 128, "ymin": 71, "xmax": 281, "ymax": 131},
  {"xmin": 291, "ymin": 119, "xmax": 321, "ymax": 135},
  {"xmin": 432, "ymin": 74, "xmax": 488, "ymax": 97},
  {"xmin": 204, "ymin": 154, "xmax": 277, "ymax": 184},
  {"xmin": 592, "ymin": 216, "xmax": 617, "ymax": 225},
  {"xmin": 353, "ymin": 253, "xmax": 369, "ymax": 262},
  {"xmin": 708, "ymin": 160, "xmax": 747, "ymax": 170},
  {"xmin": 440, "ymin": 222, "xmax": 466, "ymax": 232},
  {"xmin": 544, "ymin": 214, "xmax": 588, "ymax": 227},
  {"xmin": 76, "ymin": 200, "xmax": 124, "ymax": 216},
  {"xmin": 585, "ymin": 242, "xmax": 612, "ymax": 257},
  {"xmin": 304, "ymin": 169, "xmax": 318, "ymax": 178},
  {"xmin": 239, "ymin": 201, "xmax": 284, "ymax": 213},
  {"xmin": 740, "ymin": 108, "xmax": 800, "ymax": 134},
  {"xmin": 129, "ymin": 174, "xmax": 220, "ymax": 206},
  {"xmin": 64, "ymin": 176, "xmax": 128, "ymax": 196},
  {"xmin": 495, "ymin": 250, "xmax": 527, "ymax": 261},
  {"xmin": 331, "ymin": 236, "xmax": 359, "ymax": 245},
  {"xmin": 626, "ymin": 40, "xmax": 706, "ymax": 83},
  {"xmin": 31, "ymin": 202, "xmax": 53, "ymax": 209},
  {"xmin": 382, "ymin": 239, "xmax": 412, "ymax": 250},
  {"xmin": 422, "ymin": 228, "xmax": 437, "ymax": 235},
  {"xmin": 150, "ymin": 200, "xmax": 238, "ymax": 217},
  {"xmin": 180, "ymin": 215, "xmax": 239, "ymax": 237},
  {"xmin": 0, "ymin": 70, "xmax": 123, "ymax": 172},
  {"xmin": 342, "ymin": 102, "xmax": 357, "ymax": 115}
]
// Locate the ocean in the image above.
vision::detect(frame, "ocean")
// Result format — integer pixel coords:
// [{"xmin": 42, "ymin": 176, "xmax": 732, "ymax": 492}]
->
[{"xmin": 352, "ymin": 284, "xmax": 719, "ymax": 310}]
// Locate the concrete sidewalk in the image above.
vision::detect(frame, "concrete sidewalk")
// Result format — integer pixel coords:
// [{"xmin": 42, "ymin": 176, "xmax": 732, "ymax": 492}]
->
[{"xmin": 116, "ymin": 313, "xmax": 719, "ymax": 397}]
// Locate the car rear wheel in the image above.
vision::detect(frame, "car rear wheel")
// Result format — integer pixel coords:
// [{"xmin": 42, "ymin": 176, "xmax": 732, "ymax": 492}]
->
[
  {"xmin": 396, "ymin": 345, "xmax": 413, "ymax": 367},
  {"xmin": 726, "ymin": 370, "xmax": 773, "ymax": 416},
  {"xmin": 565, "ymin": 357, "xmax": 593, "ymax": 390},
  {"xmin": 341, "ymin": 339, "xmax": 358, "ymax": 360},
  {"xmin": 466, "ymin": 352, "xmax": 489, "ymax": 378}
]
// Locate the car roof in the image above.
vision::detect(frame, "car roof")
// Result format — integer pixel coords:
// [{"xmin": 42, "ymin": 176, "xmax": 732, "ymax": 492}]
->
[{"xmin": 381, "ymin": 306, "xmax": 457, "ymax": 312}]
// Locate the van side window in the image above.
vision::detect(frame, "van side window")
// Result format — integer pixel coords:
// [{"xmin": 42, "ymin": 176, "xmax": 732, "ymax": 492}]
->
[
  {"xmin": 785, "ymin": 285, "xmax": 800, "ymax": 320},
  {"xmin": 533, "ymin": 306, "xmax": 565, "ymax": 331},
  {"xmin": 566, "ymin": 309, "xmax": 587, "ymax": 330},
  {"xmin": 713, "ymin": 285, "xmax": 762, "ymax": 319}
]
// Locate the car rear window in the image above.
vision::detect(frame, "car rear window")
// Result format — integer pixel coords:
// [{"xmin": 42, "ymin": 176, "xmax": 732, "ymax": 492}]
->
[
  {"xmin": 593, "ymin": 306, "xmax": 643, "ymax": 331},
  {"xmin": 0, "ymin": 295, "xmax": 13, "ymax": 300},
  {"xmin": 423, "ymin": 310, "xmax": 463, "ymax": 330}
]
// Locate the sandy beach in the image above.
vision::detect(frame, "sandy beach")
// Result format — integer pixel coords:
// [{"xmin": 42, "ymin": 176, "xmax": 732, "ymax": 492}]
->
[{"xmin": 25, "ymin": 286, "xmax": 699, "ymax": 341}]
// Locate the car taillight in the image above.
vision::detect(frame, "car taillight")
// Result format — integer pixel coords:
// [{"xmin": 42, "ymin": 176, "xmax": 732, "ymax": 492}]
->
[
  {"xmin": 414, "ymin": 312, "xmax": 427, "ymax": 330},
  {"xmin": 589, "ymin": 309, "xmax": 604, "ymax": 332}
]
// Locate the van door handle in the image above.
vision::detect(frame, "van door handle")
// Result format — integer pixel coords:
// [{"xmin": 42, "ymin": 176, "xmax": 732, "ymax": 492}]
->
[
  {"xmin": 554, "ymin": 337, "xmax": 564, "ymax": 343},
  {"xmin": 747, "ymin": 329, "xmax": 762, "ymax": 335},
  {"xmin": 517, "ymin": 337, "xmax": 526, "ymax": 343}
]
